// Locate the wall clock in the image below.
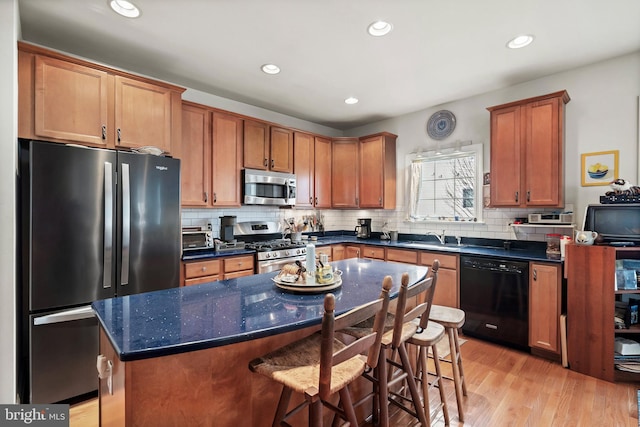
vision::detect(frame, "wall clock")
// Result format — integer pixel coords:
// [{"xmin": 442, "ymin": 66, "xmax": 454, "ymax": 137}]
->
[{"xmin": 427, "ymin": 110, "xmax": 456, "ymax": 140}]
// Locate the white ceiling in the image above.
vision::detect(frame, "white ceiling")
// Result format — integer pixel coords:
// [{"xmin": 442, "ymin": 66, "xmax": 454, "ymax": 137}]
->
[{"xmin": 18, "ymin": 0, "xmax": 640, "ymax": 130}]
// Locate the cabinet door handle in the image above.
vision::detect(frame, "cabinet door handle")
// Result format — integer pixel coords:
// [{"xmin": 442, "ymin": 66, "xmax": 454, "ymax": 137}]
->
[
  {"xmin": 314, "ymin": 197, "xmax": 318, "ymax": 205},
  {"xmin": 533, "ymin": 269, "xmax": 537, "ymax": 281},
  {"xmin": 263, "ymin": 158, "xmax": 268, "ymax": 167},
  {"xmin": 355, "ymin": 197, "xmax": 359, "ymax": 205},
  {"xmin": 201, "ymin": 267, "xmax": 207, "ymax": 272},
  {"xmin": 102, "ymin": 125, "xmax": 106, "ymax": 140},
  {"xmin": 309, "ymin": 197, "xmax": 313, "ymax": 204},
  {"xmin": 271, "ymin": 159, "xmax": 275, "ymax": 168},
  {"xmin": 204, "ymin": 192, "xmax": 208, "ymax": 203},
  {"xmin": 379, "ymin": 197, "xmax": 382, "ymax": 206},
  {"xmin": 527, "ymin": 191, "xmax": 531, "ymax": 202},
  {"xmin": 117, "ymin": 128, "xmax": 121, "ymax": 143},
  {"xmin": 213, "ymin": 192, "xmax": 217, "ymax": 203},
  {"xmin": 515, "ymin": 191, "xmax": 519, "ymax": 203}
]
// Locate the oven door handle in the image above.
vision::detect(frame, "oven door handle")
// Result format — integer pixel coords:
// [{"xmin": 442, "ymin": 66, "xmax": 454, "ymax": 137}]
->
[{"xmin": 258, "ymin": 256, "xmax": 306, "ymax": 273}]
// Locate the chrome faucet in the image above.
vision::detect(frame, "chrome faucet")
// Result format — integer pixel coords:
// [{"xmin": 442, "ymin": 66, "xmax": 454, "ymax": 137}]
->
[{"xmin": 427, "ymin": 230, "xmax": 446, "ymax": 245}]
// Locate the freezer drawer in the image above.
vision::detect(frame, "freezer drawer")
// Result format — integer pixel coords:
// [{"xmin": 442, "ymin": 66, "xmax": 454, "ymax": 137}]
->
[{"xmin": 29, "ymin": 307, "xmax": 98, "ymax": 403}]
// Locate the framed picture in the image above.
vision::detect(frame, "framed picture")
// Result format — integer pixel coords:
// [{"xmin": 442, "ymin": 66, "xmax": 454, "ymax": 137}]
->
[{"xmin": 581, "ymin": 150, "xmax": 619, "ymax": 187}]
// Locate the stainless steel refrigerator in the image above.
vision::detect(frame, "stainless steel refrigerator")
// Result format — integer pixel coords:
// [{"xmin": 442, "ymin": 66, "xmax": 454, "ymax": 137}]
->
[{"xmin": 18, "ymin": 140, "xmax": 181, "ymax": 403}]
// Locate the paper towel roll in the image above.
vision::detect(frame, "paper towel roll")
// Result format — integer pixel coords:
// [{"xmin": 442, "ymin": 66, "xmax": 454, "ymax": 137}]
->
[{"xmin": 306, "ymin": 243, "xmax": 316, "ymax": 275}]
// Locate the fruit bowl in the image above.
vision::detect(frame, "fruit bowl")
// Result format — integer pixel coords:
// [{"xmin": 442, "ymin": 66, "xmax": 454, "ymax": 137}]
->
[{"xmin": 588, "ymin": 170, "xmax": 608, "ymax": 179}]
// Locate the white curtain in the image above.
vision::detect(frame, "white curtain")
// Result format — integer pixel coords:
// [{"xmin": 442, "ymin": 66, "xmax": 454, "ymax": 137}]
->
[{"xmin": 406, "ymin": 161, "xmax": 422, "ymax": 220}]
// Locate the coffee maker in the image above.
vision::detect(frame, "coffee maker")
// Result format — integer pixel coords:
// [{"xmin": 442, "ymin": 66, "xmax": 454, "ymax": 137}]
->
[
  {"xmin": 219, "ymin": 216, "xmax": 237, "ymax": 242},
  {"xmin": 355, "ymin": 218, "xmax": 372, "ymax": 239}
]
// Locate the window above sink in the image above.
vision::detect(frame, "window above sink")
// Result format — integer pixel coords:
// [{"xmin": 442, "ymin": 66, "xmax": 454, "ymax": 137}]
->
[{"xmin": 406, "ymin": 143, "xmax": 483, "ymax": 223}]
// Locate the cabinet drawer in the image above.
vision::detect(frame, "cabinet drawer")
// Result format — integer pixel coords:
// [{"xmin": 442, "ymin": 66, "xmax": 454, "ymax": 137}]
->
[
  {"xmin": 362, "ymin": 246, "xmax": 385, "ymax": 260},
  {"xmin": 184, "ymin": 259, "xmax": 221, "ymax": 279},
  {"xmin": 224, "ymin": 270, "xmax": 254, "ymax": 280},
  {"xmin": 419, "ymin": 252, "xmax": 457, "ymax": 270},
  {"xmin": 184, "ymin": 275, "xmax": 219, "ymax": 286},
  {"xmin": 386, "ymin": 248, "xmax": 418, "ymax": 264},
  {"xmin": 224, "ymin": 255, "xmax": 254, "ymax": 273}
]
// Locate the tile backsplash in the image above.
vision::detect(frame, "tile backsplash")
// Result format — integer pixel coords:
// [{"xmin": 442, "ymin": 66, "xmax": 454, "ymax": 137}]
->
[{"xmin": 182, "ymin": 205, "xmax": 577, "ymax": 242}]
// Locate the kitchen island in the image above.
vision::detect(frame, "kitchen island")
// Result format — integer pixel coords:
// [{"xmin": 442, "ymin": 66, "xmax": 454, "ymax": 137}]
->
[{"xmin": 92, "ymin": 258, "xmax": 428, "ymax": 426}]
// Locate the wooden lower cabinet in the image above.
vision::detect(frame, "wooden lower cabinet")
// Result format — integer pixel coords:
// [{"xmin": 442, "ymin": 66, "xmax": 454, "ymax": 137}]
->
[
  {"xmin": 345, "ymin": 245, "xmax": 362, "ymax": 259},
  {"xmin": 529, "ymin": 262, "xmax": 561, "ymax": 354},
  {"xmin": 331, "ymin": 245, "xmax": 345, "ymax": 261},
  {"xmin": 222, "ymin": 255, "xmax": 254, "ymax": 279},
  {"xmin": 362, "ymin": 246, "xmax": 385, "ymax": 260},
  {"xmin": 182, "ymin": 255, "xmax": 254, "ymax": 286},
  {"xmin": 385, "ymin": 248, "xmax": 418, "ymax": 264},
  {"xmin": 183, "ymin": 259, "xmax": 221, "ymax": 286},
  {"xmin": 419, "ymin": 252, "xmax": 459, "ymax": 308}
]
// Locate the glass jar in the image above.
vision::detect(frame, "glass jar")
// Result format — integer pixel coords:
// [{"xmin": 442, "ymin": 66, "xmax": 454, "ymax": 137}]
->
[{"xmin": 546, "ymin": 233, "xmax": 561, "ymax": 259}]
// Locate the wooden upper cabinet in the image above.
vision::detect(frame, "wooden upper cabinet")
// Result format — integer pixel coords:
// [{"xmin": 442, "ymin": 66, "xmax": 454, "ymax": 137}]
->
[
  {"xmin": 18, "ymin": 42, "xmax": 185, "ymax": 154},
  {"xmin": 33, "ymin": 55, "xmax": 110, "ymax": 147},
  {"xmin": 294, "ymin": 132, "xmax": 314, "ymax": 208},
  {"xmin": 243, "ymin": 121, "xmax": 293, "ymax": 173},
  {"xmin": 269, "ymin": 126, "xmax": 294, "ymax": 173},
  {"xmin": 181, "ymin": 102, "xmax": 210, "ymax": 207},
  {"xmin": 243, "ymin": 119, "xmax": 269, "ymax": 170},
  {"xmin": 114, "ymin": 76, "xmax": 173, "ymax": 153},
  {"xmin": 211, "ymin": 112, "xmax": 243, "ymax": 207},
  {"xmin": 314, "ymin": 136, "xmax": 332, "ymax": 208},
  {"xmin": 294, "ymin": 133, "xmax": 332, "ymax": 208},
  {"xmin": 359, "ymin": 133, "xmax": 397, "ymax": 209},
  {"xmin": 488, "ymin": 91, "xmax": 569, "ymax": 207},
  {"xmin": 332, "ymin": 138, "xmax": 359, "ymax": 208}
]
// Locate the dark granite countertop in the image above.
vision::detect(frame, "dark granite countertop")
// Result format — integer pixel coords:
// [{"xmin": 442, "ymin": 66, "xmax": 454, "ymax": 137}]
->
[
  {"xmin": 183, "ymin": 234, "xmax": 561, "ymax": 263},
  {"xmin": 93, "ymin": 259, "xmax": 428, "ymax": 362}
]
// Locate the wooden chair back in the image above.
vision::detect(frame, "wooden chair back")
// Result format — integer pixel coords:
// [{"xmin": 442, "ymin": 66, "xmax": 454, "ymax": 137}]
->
[
  {"xmin": 391, "ymin": 260, "xmax": 440, "ymax": 348},
  {"xmin": 319, "ymin": 276, "xmax": 392, "ymax": 400}
]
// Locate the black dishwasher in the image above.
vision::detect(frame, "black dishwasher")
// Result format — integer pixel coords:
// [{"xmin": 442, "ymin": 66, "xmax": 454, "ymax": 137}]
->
[{"xmin": 460, "ymin": 256, "xmax": 529, "ymax": 350}]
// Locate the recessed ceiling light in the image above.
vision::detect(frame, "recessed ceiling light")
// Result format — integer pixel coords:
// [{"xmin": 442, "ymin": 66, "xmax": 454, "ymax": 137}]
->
[
  {"xmin": 367, "ymin": 21, "xmax": 393, "ymax": 37},
  {"xmin": 109, "ymin": 0, "xmax": 140, "ymax": 18},
  {"xmin": 344, "ymin": 97, "xmax": 359, "ymax": 105},
  {"xmin": 261, "ymin": 64, "xmax": 281, "ymax": 75},
  {"xmin": 507, "ymin": 34, "xmax": 534, "ymax": 49}
]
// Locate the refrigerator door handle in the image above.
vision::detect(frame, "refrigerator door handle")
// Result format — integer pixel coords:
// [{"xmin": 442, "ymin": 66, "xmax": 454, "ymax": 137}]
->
[
  {"xmin": 121, "ymin": 163, "xmax": 130, "ymax": 286},
  {"xmin": 103, "ymin": 162, "xmax": 113, "ymax": 289},
  {"xmin": 33, "ymin": 306, "xmax": 95, "ymax": 326}
]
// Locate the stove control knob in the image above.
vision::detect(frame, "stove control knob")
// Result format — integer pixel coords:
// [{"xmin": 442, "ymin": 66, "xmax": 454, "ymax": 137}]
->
[
  {"xmin": 285, "ymin": 250, "xmax": 290, "ymax": 256},
  {"xmin": 265, "ymin": 253, "xmax": 270, "ymax": 258}
]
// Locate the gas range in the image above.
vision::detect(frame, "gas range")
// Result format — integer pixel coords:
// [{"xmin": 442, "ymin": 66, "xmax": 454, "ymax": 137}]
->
[
  {"xmin": 246, "ymin": 239, "xmax": 307, "ymax": 261},
  {"xmin": 234, "ymin": 221, "xmax": 309, "ymax": 273}
]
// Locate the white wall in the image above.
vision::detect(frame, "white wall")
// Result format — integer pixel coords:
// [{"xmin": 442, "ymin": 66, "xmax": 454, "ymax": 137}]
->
[
  {"xmin": 1, "ymin": 0, "xmax": 18, "ymax": 404},
  {"xmin": 341, "ymin": 52, "xmax": 640, "ymax": 240}
]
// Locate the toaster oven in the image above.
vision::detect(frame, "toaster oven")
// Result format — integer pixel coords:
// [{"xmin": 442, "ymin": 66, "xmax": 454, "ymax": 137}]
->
[{"xmin": 182, "ymin": 227, "xmax": 213, "ymax": 251}]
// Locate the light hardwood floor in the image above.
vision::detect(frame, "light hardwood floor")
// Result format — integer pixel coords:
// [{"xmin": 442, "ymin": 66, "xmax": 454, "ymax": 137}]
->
[{"xmin": 70, "ymin": 336, "xmax": 639, "ymax": 426}]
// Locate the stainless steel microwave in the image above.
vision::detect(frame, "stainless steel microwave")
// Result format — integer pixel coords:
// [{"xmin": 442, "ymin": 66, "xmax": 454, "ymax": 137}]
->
[{"xmin": 242, "ymin": 169, "xmax": 296, "ymax": 206}]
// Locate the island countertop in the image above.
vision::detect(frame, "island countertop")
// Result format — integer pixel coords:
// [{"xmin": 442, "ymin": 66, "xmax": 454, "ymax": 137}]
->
[{"xmin": 92, "ymin": 258, "xmax": 428, "ymax": 362}]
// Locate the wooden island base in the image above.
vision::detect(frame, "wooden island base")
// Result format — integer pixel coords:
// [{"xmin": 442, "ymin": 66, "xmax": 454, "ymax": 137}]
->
[{"xmin": 98, "ymin": 326, "xmax": 375, "ymax": 427}]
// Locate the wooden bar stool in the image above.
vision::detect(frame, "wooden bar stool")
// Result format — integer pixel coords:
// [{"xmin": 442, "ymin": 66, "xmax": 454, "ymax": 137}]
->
[
  {"xmin": 248, "ymin": 277, "xmax": 392, "ymax": 427},
  {"xmin": 342, "ymin": 266, "xmax": 439, "ymax": 426},
  {"xmin": 428, "ymin": 305, "xmax": 467, "ymax": 422},
  {"xmin": 406, "ymin": 261, "xmax": 450, "ymax": 425}
]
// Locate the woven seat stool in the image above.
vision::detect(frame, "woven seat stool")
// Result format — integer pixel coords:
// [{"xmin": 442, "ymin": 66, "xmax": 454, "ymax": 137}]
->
[
  {"xmin": 428, "ymin": 305, "xmax": 467, "ymax": 422},
  {"xmin": 341, "ymin": 262, "xmax": 441, "ymax": 427},
  {"xmin": 249, "ymin": 278, "xmax": 392, "ymax": 427}
]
